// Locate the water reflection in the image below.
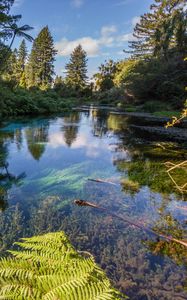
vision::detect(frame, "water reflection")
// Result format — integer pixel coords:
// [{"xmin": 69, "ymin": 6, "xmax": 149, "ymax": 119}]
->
[
  {"xmin": 0, "ymin": 131, "xmax": 26, "ymax": 211},
  {"xmin": 26, "ymin": 124, "xmax": 49, "ymax": 160},
  {"xmin": 62, "ymin": 112, "xmax": 80, "ymax": 147},
  {"xmin": 0, "ymin": 110, "xmax": 186, "ymax": 300}
]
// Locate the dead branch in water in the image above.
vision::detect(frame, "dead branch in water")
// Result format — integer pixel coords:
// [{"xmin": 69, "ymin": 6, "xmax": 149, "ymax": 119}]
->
[
  {"xmin": 88, "ymin": 178, "xmax": 119, "ymax": 186},
  {"xmin": 164, "ymin": 160, "xmax": 187, "ymax": 194},
  {"xmin": 74, "ymin": 200, "xmax": 187, "ymax": 249}
]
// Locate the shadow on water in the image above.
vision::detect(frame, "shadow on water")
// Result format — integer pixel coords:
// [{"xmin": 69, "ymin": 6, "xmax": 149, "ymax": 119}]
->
[{"xmin": 0, "ymin": 109, "xmax": 187, "ymax": 300}]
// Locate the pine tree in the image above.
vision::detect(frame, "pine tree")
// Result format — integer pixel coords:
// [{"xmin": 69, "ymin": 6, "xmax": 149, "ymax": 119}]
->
[
  {"xmin": 27, "ymin": 26, "xmax": 57, "ymax": 89},
  {"xmin": 16, "ymin": 39, "xmax": 27, "ymax": 84},
  {"xmin": 2, "ymin": 48, "xmax": 18, "ymax": 82},
  {"xmin": 128, "ymin": 0, "xmax": 187, "ymax": 59},
  {"xmin": 65, "ymin": 44, "xmax": 88, "ymax": 91}
]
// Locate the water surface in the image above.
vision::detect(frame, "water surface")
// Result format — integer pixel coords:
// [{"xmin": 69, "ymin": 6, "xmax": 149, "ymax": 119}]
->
[{"xmin": 0, "ymin": 109, "xmax": 187, "ymax": 299}]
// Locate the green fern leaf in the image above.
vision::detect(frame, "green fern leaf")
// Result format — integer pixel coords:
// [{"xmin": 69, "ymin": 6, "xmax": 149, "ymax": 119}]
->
[{"xmin": 0, "ymin": 232, "xmax": 127, "ymax": 300}]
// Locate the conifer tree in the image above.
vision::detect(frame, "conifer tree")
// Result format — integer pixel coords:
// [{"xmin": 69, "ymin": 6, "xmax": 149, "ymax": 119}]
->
[
  {"xmin": 16, "ymin": 39, "xmax": 27, "ymax": 84},
  {"xmin": 27, "ymin": 26, "xmax": 57, "ymax": 89},
  {"xmin": 2, "ymin": 48, "xmax": 18, "ymax": 81},
  {"xmin": 65, "ymin": 44, "xmax": 88, "ymax": 91},
  {"xmin": 128, "ymin": 0, "xmax": 187, "ymax": 59}
]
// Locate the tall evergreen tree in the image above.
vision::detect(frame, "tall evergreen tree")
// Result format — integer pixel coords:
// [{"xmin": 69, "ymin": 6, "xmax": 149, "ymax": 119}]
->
[
  {"xmin": 65, "ymin": 44, "xmax": 88, "ymax": 90},
  {"xmin": 128, "ymin": 0, "xmax": 187, "ymax": 59},
  {"xmin": 16, "ymin": 39, "xmax": 27, "ymax": 83},
  {"xmin": 2, "ymin": 47, "xmax": 17, "ymax": 81},
  {"xmin": 27, "ymin": 26, "xmax": 57, "ymax": 89}
]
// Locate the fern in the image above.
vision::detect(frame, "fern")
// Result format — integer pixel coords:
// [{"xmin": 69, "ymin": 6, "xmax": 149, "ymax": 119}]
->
[{"xmin": 0, "ymin": 232, "xmax": 126, "ymax": 300}]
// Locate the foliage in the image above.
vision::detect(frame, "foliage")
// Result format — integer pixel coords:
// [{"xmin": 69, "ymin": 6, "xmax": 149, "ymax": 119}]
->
[
  {"xmin": 92, "ymin": 0, "xmax": 187, "ymax": 109},
  {"xmin": 0, "ymin": 0, "xmax": 33, "ymax": 70},
  {"xmin": 0, "ymin": 231, "xmax": 125, "ymax": 299},
  {"xmin": 26, "ymin": 26, "xmax": 57, "ymax": 89},
  {"xmin": 128, "ymin": 0, "xmax": 187, "ymax": 59},
  {"xmin": 120, "ymin": 178, "xmax": 140, "ymax": 194},
  {"xmin": 93, "ymin": 60, "xmax": 118, "ymax": 92},
  {"xmin": 114, "ymin": 57, "xmax": 187, "ymax": 108},
  {"xmin": 65, "ymin": 44, "xmax": 88, "ymax": 93},
  {"xmin": 116, "ymin": 143, "xmax": 187, "ymax": 197},
  {"xmin": 0, "ymin": 80, "xmax": 73, "ymax": 118}
]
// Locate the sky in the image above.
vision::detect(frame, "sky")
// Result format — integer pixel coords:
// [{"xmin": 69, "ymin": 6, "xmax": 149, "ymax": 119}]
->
[{"xmin": 11, "ymin": 0, "xmax": 153, "ymax": 78}]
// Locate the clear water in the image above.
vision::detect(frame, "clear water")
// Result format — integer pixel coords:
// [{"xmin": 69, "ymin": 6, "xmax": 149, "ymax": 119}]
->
[{"xmin": 0, "ymin": 109, "xmax": 187, "ymax": 300}]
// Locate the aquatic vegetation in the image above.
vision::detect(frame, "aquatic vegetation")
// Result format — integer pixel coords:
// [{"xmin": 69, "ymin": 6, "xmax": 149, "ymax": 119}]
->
[
  {"xmin": 146, "ymin": 214, "xmax": 187, "ymax": 266},
  {"xmin": 0, "ymin": 205, "xmax": 24, "ymax": 255},
  {"xmin": 0, "ymin": 232, "xmax": 125, "ymax": 300},
  {"xmin": 120, "ymin": 178, "xmax": 140, "ymax": 194},
  {"xmin": 116, "ymin": 144, "xmax": 187, "ymax": 198},
  {"xmin": 26, "ymin": 161, "xmax": 114, "ymax": 197}
]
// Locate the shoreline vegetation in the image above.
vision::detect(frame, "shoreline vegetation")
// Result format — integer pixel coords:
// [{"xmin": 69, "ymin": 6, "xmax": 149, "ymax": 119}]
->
[{"xmin": 0, "ymin": 1, "xmax": 186, "ymax": 121}]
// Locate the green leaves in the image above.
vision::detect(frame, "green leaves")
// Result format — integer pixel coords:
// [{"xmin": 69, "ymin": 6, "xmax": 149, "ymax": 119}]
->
[{"xmin": 0, "ymin": 232, "xmax": 126, "ymax": 300}]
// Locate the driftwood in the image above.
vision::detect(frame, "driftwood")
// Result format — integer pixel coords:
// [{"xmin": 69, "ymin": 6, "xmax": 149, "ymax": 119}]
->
[{"xmin": 74, "ymin": 200, "xmax": 187, "ymax": 248}]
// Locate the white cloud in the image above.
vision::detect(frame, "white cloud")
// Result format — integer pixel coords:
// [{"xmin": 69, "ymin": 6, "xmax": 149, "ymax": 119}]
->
[
  {"xmin": 55, "ymin": 24, "xmax": 134, "ymax": 57},
  {"xmin": 55, "ymin": 37, "xmax": 100, "ymax": 57},
  {"xmin": 56, "ymin": 25, "xmax": 118, "ymax": 57},
  {"xmin": 71, "ymin": 0, "xmax": 84, "ymax": 8},
  {"xmin": 101, "ymin": 25, "xmax": 117, "ymax": 36},
  {"xmin": 132, "ymin": 16, "xmax": 140, "ymax": 27}
]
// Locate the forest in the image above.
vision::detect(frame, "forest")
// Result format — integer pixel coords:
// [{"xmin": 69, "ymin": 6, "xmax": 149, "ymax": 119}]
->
[{"xmin": 0, "ymin": 0, "xmax": 186, "ymax": 118}]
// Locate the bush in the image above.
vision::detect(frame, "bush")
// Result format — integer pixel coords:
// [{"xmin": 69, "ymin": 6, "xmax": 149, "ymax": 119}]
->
[{"xmin": 0, "ymin": 80, "xmax": 74, "ymax": 118}]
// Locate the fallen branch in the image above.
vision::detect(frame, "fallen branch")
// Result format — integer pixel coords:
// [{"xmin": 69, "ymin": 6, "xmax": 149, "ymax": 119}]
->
[
  {"xmin": 74, "ymin": 200, "xmax": 187, "ymax": 248},
  {"xmin": 88, "ymin": 178, "xmax": 119, "ymax": 186}
]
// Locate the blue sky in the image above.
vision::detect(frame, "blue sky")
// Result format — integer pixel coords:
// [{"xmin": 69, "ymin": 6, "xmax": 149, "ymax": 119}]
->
[{"xmin": 12, "ymin": 0, "xmax": 153, "ymax": 78}]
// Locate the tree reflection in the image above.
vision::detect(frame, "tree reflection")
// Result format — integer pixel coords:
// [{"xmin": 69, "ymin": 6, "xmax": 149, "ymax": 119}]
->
[
  {"xmin": 107, "ymin": 114, "xmax": 128, "ymax": 132},
  {"xmin": 62, "ymin": 112, "xmax": 80, "ymax": 147},
  {"xmin": 26, "ymin": 124, "xmax": 49, "ymax": 160},
  {"xmin": 0, "ymin": 132, "xmax": 26, "ymax": 211}
]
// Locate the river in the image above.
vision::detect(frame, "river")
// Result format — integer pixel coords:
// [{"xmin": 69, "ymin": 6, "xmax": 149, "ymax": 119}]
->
[{"xmin": 0, "ymin": 108, "xmax": 186, "ymax": 299}]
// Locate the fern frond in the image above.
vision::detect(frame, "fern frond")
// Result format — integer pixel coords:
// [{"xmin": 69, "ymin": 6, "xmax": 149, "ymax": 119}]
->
[{"xmin": 0, "ymin": 232, "xmax": 126, "ymax": 300}]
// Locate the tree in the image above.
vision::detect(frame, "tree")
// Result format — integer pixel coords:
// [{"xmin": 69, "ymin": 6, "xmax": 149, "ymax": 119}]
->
[
  {"xmin": 16, "ymin": 39, "xmax": 27, "ymax": 84},
  {"xmin": 65, "ymin": 44, "xmax": 88, "ymax": 91},
  {"xmin": 128, "ymin": 0, "xmax": 187, "ymax": 59},
  {"xmin": 27, "ymin": 26, "xmax": 57, "ymax": 89},
  {"xmin": 2, "ymin": 47, "xmax": 18, "ymax": 81},
  {"xmin": 0, "ymin": 1, "xmax": 33, "ymax": 69},
  {"xmin": 7, "ymin": 23, "xmax": 33, "ymax": 50},
  {"xmin": 93, "ymin": 60, "xmax": 117, "ymax": 91}
]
